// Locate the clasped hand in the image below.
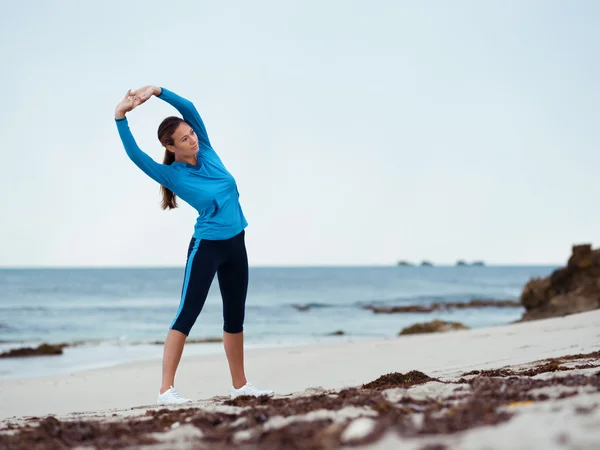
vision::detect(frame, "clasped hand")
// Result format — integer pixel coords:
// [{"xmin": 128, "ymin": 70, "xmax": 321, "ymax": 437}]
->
[{"xmin": 114, "ymin": 85, "xmax": 159, "ymax": 119}]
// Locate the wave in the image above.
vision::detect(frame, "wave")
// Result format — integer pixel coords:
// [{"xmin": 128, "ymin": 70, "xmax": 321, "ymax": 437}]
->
[
  {"xmin": 289, "ymin": 302, "xmax": 339, "ymax": 310},
  {"xmin": 0, "ymin": 304, "xmax": 176, "ymax": 314},
  {"xmin": 0, "ymin": 306, "xmax": 49, "ymax": 312}
]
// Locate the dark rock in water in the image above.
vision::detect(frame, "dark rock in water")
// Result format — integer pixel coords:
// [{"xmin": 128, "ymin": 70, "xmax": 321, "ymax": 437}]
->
[
  {"xmin": 365, "ymin": 299, "xmax": 520, "ymax": 314},
  {"xmin": 0, "ymin": 343, "xmax": 67, "ymax": 358},
  {"xmin": 457, "ymin": 260, "xmax": 485, "ymax": 266},
  {"xmin": 397, "ymin": 260, "xmax": 414, "ymax": 266},
  {"xmin": 420, "ymin": 260, "xmax": 434, "ymax": 267},
  {"xmin": 366, "ymin": 305, "xmax": 435, "ymax": 313},
  {"xmin": 151, "ymin": 337, "xmax": 222, "ymax": 345},
  {"xmin": 453, "ymin": 299, "xmax": 519, "ymax": 308},
  {"xmin": 292, "ymin": 304, "xmax": 311, "ymax": 311},
  {"xmin": 399, "ymin": 320, "xmax": 469, "ymax": 335},
  {"xmin": 519, "ymin": 243, "xmax": 600, "ymax": 321},
  {"xmin": 187, "ymin": 337, "xmax": 223, "ymax": 343},
  {"xmin": 327, "ymin": 330, "xmax": 345, "ymax": 336}
]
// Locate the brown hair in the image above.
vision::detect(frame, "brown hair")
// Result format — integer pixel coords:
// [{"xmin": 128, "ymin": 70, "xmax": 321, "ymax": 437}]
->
[{"xmin": 157, "ymin": 116, "xmax": 185, "ymax": 210}]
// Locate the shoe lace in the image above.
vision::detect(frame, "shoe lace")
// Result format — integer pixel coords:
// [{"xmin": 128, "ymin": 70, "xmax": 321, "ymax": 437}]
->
[
  {"xmin": 170, "ymin": 387, "xmax": 183, "ymax": 399},
  {"xmin": 247, "ymin": 383, "xmax": 263, "ymax": 394}
]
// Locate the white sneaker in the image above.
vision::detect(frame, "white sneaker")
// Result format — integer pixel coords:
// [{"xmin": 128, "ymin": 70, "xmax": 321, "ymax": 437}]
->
[
  {"xmin": 231, "ymin": 381, "xmax": 275, "ymax": 399},
  {"xmin": 157, "ymin": 386, "xmax": 192, "ymax": 405}
]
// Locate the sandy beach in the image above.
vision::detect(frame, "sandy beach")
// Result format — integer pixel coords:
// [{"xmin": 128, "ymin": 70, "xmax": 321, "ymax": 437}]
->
[{"xmin": 1, "ymin": 309, "xmax": 599, "ymax": 448}]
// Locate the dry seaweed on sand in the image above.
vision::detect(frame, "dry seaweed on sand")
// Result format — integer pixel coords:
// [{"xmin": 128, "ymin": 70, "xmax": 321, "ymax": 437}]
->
[
  {"xmin": 362, "ymin": 370, "xmax": 439, "ymax": 390},
  {"xmin": 2, "ymin": 357, "xmax": 600, "ymax": 450}
]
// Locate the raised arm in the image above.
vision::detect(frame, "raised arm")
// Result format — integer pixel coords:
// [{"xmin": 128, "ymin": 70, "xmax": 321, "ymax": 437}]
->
[
  {"xmin": 114, "ymin": 90, "xmax": 174, "ymax": 188},
  {"xmin": 131, "ymin": 85, "xmax": 211, "ymax": 148}
]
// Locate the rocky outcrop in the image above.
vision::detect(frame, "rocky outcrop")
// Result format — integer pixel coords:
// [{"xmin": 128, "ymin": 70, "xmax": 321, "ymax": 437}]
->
[
  {"xmin": 292, "ymin": 304, "xmax": 311, "ymax": 311},
  {"xmin": 327, "ymin": 330, "xmax": 345, "ymax": 336},
  {"xmin": 365, "ymin": 299, "xmax": 520, "ymax": 314},
  {"xmin": 456, "ymin": 260, "xmax": 485, "ymax": 266},
  {"xmin": 0, "ymin": 343, "xmax": 67, "ymax": 358},
  {"xmin": 151, "ymin": 337, "xmax": 222, "ymax": 345},
  {"xmin": 520, "ymin": 244, "xmax": 600, "ymax": 321},
  {"xmin": 397, "ymin": 260, "xmax": 413, "ymax": 266},
  {"xmin": 398, "ymin": 320, "xmax": 469, "ymax": 335}
]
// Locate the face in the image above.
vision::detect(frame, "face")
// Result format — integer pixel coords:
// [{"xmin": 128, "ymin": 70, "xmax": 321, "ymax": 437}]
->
[{"xmin": 167, "ymin": 123, "xmax": 198, "ymax": 156}]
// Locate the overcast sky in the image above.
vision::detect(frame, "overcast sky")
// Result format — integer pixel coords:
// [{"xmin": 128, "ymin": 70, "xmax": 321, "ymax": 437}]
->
[{"xmin": 0, "ymin": 0, "xmax": 598, "ymax": 267}]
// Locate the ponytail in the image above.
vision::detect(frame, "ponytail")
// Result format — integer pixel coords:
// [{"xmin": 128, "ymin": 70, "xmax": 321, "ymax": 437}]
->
[
  {"xmin": 160, "ymin": 149, "xmax": 177, "ymax": 210},
  {"xmin": 157, "ymin": 116, "xmax": 186, "ymax": 211}
]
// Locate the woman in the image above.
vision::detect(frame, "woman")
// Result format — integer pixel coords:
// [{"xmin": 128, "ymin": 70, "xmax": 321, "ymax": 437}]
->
[{"xmin": 114, "ymin": 86, "xmax": 274, "ymax": 404}]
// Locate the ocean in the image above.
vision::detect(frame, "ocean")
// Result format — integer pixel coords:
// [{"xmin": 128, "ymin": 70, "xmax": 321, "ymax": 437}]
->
[{"xmin": 0, "ymin": 265, "xmax": 555, "ymax": 380}]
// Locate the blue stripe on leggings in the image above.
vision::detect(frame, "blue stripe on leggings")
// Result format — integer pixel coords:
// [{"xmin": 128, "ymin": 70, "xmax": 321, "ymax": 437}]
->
[{"xmin": 170, "ymin": 238, "xmax": 201, "ymax": 329}]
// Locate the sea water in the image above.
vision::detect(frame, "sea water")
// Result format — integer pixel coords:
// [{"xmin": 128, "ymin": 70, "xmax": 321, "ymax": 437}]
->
[{"xmin": 0, "ymin": 265, "xmax": 555, "ymax": 380}]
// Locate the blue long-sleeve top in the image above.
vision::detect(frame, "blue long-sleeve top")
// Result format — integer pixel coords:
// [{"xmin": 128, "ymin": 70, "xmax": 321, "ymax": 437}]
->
[{"xmin": 115, "ymin": 88, "xmax": 248, "ymax": 240}]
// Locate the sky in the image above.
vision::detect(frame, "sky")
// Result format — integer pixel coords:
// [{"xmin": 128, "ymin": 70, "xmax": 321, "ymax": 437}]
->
[{"xmin": 0, "ymin": 0, "xmax": 598, "ymax": 267}]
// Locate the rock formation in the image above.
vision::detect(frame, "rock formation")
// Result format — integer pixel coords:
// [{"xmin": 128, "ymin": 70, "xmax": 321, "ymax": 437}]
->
[
  {"xmin": 456, "ymin": 260, "xmax": 485, "ymax": 266},
  {"xmin": 398, "ymin": 320, "xmax": 469, "ymax": 335},
  {"xmin": 519, "ymin": 244, "xmax": 600, "ymax": 321},
  {"xmin": 0, "ymin": 343, "xmax": 67, "ymax": 358},
  {"xmin": 327, "ymin": 330, "xmax": 345, "ymax": 336},
  {"xmin": 365, "ymin": 299, "xmax": 520, "ymax": 314},
  {"xmin": 151, "ymin": 337, "xmax": 222, "ymax": 345}
]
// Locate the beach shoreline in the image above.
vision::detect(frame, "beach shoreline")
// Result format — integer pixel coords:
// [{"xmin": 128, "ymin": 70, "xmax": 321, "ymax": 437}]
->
[
  {"xmin": 1, "ymin": 310, "xmax": 598, "ymax": 423},
  {"xmin": 0, "ymin": 334, "xmax": 371, "ymax": 383}
]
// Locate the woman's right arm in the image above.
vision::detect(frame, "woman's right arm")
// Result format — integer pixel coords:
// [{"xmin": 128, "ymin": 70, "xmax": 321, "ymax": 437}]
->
[
  {"xmin": 115, "ymin": 91, "xmax": 173, "ymax": 187},
  {"xmin": 130, "ymin": 85, "xmax": 211, "ymax": 148}
]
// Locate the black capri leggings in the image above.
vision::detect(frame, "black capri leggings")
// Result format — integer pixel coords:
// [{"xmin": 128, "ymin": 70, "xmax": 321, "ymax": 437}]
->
[{"xmin": 170, "ymin": 230, "xmax": 248, "ymax": 335}]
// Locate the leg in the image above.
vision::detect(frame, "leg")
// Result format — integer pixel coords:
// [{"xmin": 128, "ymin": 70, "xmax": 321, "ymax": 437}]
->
[
  {"xmin": 160, "ymin": 329, "xmax": 187, "ymax": 394},
  {"xmin": 217, "ymin": 232, "xmax": 249, "ymax": 389},
  {"xmin": 161, "ymin": 238, "xmax": 219, "ymax": 394},
  {"xmin": 223, "ymin": 331, "xmax": 246, "ymax": 388}
]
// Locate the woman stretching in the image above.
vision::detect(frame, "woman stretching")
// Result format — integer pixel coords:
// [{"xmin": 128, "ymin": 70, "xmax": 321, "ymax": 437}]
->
[{"xmin": 114, "ymin": 86, "xmax": 274, "ymax": 404}]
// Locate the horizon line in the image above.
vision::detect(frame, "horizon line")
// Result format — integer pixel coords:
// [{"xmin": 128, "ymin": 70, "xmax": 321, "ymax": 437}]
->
[{"xmin": 0, "ymin": 262, "xmax": 562, "ymax": 270}]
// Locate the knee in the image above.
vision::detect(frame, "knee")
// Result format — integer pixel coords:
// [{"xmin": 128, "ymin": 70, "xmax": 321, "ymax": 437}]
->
[
  {"xmin": 223, "ymin": 305, "xmax": 245, "ymax": 334},
  {"xmin": 170, "ymin": 320, "xmax": 192, "ymax": 336},
  {"xmin": 223, "ymin": 311, "xmax": 244, "ymax": 333},
  {"xmin": 223, "ymin": 322, "xmax": 243, "ymax": 334}
]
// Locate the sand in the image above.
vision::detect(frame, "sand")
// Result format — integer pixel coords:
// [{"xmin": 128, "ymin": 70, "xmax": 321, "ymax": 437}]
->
[{"xmin": 1, "ymin": 309, "xmax": 599, "ymax": 449}]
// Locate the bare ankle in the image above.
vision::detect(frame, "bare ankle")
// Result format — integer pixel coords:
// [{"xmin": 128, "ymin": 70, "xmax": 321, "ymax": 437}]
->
[
  {"xmin": 232, "ymin": 377, "xmax": 247, "ymax": 389},
  {"xmin": 160, "ymin": 385, "xmax": 173, "ymax": 394}
]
